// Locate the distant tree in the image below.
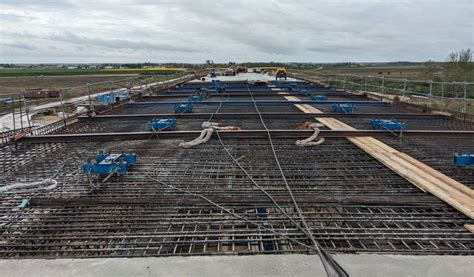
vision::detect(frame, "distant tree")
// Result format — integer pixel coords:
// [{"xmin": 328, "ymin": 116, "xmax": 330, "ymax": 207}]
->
[
  {"xmin": 420, "ymin": 60, "xmax": 439, "ymax": 80},
  {"xmin": 446, "ymin": 48, "xmax": 473, "ymax": 82}
]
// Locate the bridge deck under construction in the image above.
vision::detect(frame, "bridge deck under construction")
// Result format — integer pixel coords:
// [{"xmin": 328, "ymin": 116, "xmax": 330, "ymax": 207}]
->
[{"xmin": 0, "ymin": 78, "xmax": 473, "ymax": 259}]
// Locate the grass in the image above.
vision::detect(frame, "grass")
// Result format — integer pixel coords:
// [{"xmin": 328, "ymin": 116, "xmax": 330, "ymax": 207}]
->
[
  {"xmin": 0, "ymin": 67, "xmax": 185, "ymax": 77},
  {"xmin": 0, "ymin": 103, "xmax": 9, "ymax": 114}
]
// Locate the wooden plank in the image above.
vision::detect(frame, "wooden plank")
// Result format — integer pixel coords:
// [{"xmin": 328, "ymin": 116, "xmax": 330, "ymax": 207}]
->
[
  {"xmin": 284, "ymin": 95, "xmax": 474, "ymax": 219},
  {"xmin": 464, "ymin": 224, "xmax": 474, "ymax": 233}
]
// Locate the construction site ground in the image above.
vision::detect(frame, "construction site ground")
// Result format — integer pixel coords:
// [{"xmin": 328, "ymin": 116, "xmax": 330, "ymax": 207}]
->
[{"xmin": 1, "ymin": 73, "xmax": 473, "ymax": 276}]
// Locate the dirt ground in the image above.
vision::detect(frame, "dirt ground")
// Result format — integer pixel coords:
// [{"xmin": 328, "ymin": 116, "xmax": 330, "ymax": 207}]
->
[{"xmin": 0, "ymin": 75, "xmax": 136, "ymax": 95}]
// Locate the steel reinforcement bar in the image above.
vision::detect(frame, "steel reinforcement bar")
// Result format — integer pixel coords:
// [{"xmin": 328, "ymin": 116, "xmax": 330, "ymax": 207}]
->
[{"xmin": 19, "ymin": 129, "xmax": 474, "ymax": 143}]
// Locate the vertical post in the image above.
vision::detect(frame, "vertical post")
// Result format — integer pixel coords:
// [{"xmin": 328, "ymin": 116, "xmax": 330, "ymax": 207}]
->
[
  {"xmin": 11, "ymin": 94, "xmax": 16, "ymax": 131},
  {"xmin": 428, "ymin": 80, "xmax": 433, "ymax": 110},
  {"xmin": 441, "ymin": 82, "xmax": 445, "ymax": 111},
  {"xmin": 18, "ymin": 92, "xmax": 24, "ymax": 130},
  {"xmin": 109, "ymin": 81, "xmax": 116, "ymax": 108},
  {"xmin": 364, "ymin": 76, "xmax": 368, "ymax": 92},
  {"xmin": 21, "ymin": 89, "xmax": 31, "ymax": 129},
  {"xmin": 87, "ymin": 83, "xmax": 95, "ymax": 116},
  {"xmin": 381, "ymin": 76, "xmax": 385, "ymax": 95},
  {"xmin": 463, "ymin": 81, "xmax": 468, "ymax": 113},
  {"xmin": 87, "ymin": 83, "xmax": 92, "ymax": 107},
  {"xmin": 403, "ymin": 79, "xmax": 407, "ymax": 98},
  {"xmin": 343, "ymin": 74, "xmax": 347, "ymax": 90},
  {"xmin": 147, "ymin": 77, "xmax": 153, "ymax": 94},
  {"xmin": 59, "ymin": 89, "xmax": 67, "ymax": 127}
]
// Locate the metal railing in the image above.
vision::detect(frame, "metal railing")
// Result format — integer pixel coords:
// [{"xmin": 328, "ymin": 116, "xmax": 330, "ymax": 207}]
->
[
  {"xmin": 290, "ymin": 70, "xmax": 474, "ymax": 117},
  {"xmin": 30, "ymin": 114, "xmax": 79, "ymax": 136},
  {"xmin": 0, "ymin": 128, "xmax": 29, "ymax": 145},
  {"xmin": 0, "ymin": 70, "xmax": 207, "ymax": 146}
]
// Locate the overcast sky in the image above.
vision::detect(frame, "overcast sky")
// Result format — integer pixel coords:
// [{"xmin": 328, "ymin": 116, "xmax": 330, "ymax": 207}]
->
[{"xmin": 0, "ymin": 0, "xmax": 473, "ymax": 63}]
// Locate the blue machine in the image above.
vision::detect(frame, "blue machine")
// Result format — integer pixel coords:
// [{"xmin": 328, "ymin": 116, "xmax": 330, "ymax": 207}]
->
[
  {"xmin": 311, "ymin": 95, "xmax": 328, "ymax": 101},
  {"xmin": 19, "ymin": 199, "xmax": 30, "ymax": 208},
  {"xmin": 96, "ymin": 91, "xmax": 130, "ymax": 104},
  {"xmin": 371, "ymin": 119, "xmax": 406, "ymax": 131},
  {"xmin": 174, "ymin": 103, "xmax": 193, "ymax": 113},
  {"xmin": 82, "ymin": 152, "xmax": 137, "ymax": 176},
  {"xmin": 284, "ymin": 82, "xmax": 298, "ymax": 91},
  {"xmin": 298, "ymin": 89, "xmax": 311, "ymax": 96},
  {"xmin": 453, "ymin": 153, "xmax": 474, "ymax": 167},
  {"xmin": 187, "ymin": 95, "xmax": 203, "ymax": 102},
  {"xmin": 332, "ymin": 103, "xmax": 355, "ymax": 113},
  {"xmin": 148, "ymin": 118, "xmax": 176, "ymax": 130},
  {"xmin": 212, "ymin": 80, "xmax": 227, "ymax": 93}
]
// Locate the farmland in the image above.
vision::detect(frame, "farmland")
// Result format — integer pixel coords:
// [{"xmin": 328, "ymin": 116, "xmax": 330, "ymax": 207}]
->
[{"xmin": 0, "ymin": 67, "xmax": 184, "ymax": 77}]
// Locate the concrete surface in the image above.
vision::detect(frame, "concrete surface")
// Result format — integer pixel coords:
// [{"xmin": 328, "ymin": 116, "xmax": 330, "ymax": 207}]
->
[
  {"xmin": 1, "ymin": 254, "xmax": 473, "ymax": 277},
  {"xmin": 190, "ymin": 72, "xmax": 297, "ymax": 82}
]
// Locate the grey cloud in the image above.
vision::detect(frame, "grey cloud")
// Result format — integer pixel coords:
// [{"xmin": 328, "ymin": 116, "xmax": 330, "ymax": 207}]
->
[
  {"xmin": 47, "ymin": 32, "xmax": 199, "ymax": 53},
  {"xmin": 1, "ymin": 42, "xmax": 37, "ymax": 50},
  {"xmin": 0, "ymin": 12, "xmax": 36, "ymax": 22},
  {"xmin": 0, "ymin": 0, "xmax": 472, "ymax": 63}
]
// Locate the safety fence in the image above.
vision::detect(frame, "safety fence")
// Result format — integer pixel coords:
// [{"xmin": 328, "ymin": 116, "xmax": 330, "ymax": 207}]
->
[
  {"xmin": 30, "ymin": 114, "xmax": 79, "ymax": 136},
  {"xmin": 0, "ymin": 70, "xmax": 207, "ymax": 146},
  {"xmin": 290, "ymin": 71, "xmax": 474, "ymax": 116}
]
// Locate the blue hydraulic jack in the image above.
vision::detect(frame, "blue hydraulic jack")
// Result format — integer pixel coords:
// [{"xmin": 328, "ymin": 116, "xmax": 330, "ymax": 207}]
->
[
  {"xmin": 332, "ymin": 103, "xmax": 355, "ymax": 113},
  {"xmin": 284, "ymin": 82, "xmax": 298, "ymax": 91},
  {"xmin": 82, "ymin": 152, "xmax": 137, "ymax": 176},
  {"xmin": 298, "ymin": 89, "xmax": 311, "ymax": 96},
  {"xmin": 311, "ymin": 95, "xmax": 328, "ymax": 101},
  {"xmin": 212, "ymin": 80, "xmax": 227, "ymax": 93},
  {"xmin": 148, "ymin": 118, "xmax": 176, "ymax": 130},
  {"xmin": 453, "ymin": 153, "xmax": 474, "ymax": 167},
  {"xmin": 370, "ymin": 119, "xmax": 406, "ymax": 131},
  {"xmin": 174, "ymin": 103, "xmax": 193, "ymax": 113},
  {"xmin": 187, "ymin": 95, "xmax": 203, "ymax": 103}
]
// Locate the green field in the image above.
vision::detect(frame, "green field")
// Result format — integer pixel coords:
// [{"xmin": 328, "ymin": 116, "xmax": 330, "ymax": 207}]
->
[{"xmin": 0, "ymin": 67, "xmax": 184, "ymax": 77}]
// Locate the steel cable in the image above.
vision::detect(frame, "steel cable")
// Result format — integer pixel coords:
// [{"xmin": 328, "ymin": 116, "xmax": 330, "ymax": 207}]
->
[{"xmin": 245, "ymin": 83, "xmax": 348, "ymax": 277}]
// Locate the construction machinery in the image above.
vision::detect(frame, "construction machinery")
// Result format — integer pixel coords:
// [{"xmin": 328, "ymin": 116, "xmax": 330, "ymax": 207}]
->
[
  {"xmin": 212, "ymin": 80, "xmax": 227, "ymax": 93},
  {"xmin": 209, "ymin": 69, "xmax": 220, "ymax": 77},
  {"xmin": 148, "ymin": 118, "xmax": 177, "ymax": 130},
  {"xmin": 370, "ymin": 119, "xmax": 406, "ymax": 131},
  {"xmin": 223, "ymin": 69, "xmax": 236, "ymax": 76},
  {"xmin": 193, "ymin": 88, "xmax": 211, "ymax": 99},
  {"xmin": 298, "ymin": 89, "xmax": 311, "ymax": 96},
  {"xmin": 284, "ymin": 82, "xmax": 298, "ymax": 91},
  {"xmin": 174, "ymin": 103, "xmax": 193, "ymax": 113},
  {"xmin": 311, "ymin": 95, "xmax": 328, "ymax": 101},
  {"xmin": 332, "ymin": 103, "xmax": 355, "ymax": 113},
  {"xmin": 453, "ymin": 153, "xmax": 474, "ymax": 167},
  {"xmin": 82, "ymin": 152, "xmax": 137, "ymax": 176},
  {"xmin": 187, "ymin": 95, "xmax": 203, "ymax": 103},
  {"xmin": 96, "ymin": 91, "xmax": 131, "ymax": 104},
  {"xmin": 236, "ymin": 66, "xmax": 248, "ymax": 73},
  {"xmin": 275, "ymin": 67, "xmax": 287, "ymax": 80}
]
